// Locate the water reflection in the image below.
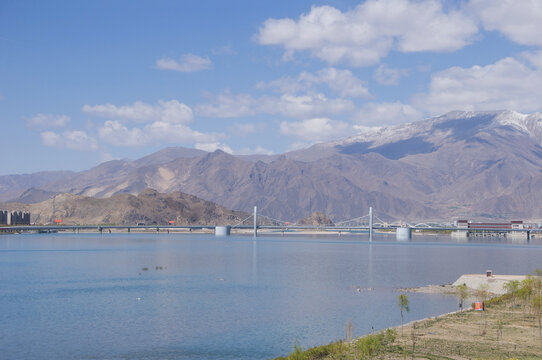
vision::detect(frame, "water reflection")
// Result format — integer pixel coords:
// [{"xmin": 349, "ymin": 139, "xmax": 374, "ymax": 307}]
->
[{"xmin": 252, "ymin": 239, "xmax": 258, "ymax": 284}]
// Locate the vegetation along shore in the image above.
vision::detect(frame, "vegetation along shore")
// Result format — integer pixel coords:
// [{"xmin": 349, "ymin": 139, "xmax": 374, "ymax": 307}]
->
[{"xmin": 276, "ymin": 270, "xmax": 542, "ymax": 359}]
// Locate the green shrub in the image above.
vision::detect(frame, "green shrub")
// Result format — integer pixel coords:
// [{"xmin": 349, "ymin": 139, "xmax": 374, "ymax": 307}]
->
[
  {"xmin": 356, "ymin": 334, "xmax": 382, "ymax": 356},
  {"xmin": 305, "ymin": 341, "xmax": 343, "ymax": 359},
  {"xmin": 289, "ymin": 343, "xmax": 307, "ymax": 360},
  {"xmin": 384, "ymin": 328, "xmax": 397, "ymax": 344}
]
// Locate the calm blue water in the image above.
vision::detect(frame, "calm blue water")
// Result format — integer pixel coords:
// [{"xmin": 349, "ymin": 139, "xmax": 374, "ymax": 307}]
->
[{"xmin": 1, "ymin": 233, "xmax": 541, "ymax": 359}]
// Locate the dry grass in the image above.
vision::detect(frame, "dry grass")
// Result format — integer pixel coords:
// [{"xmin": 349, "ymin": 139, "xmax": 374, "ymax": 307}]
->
[{"xmin": 276, "ymin": 295, "xmax": 542, "ymax": 360}]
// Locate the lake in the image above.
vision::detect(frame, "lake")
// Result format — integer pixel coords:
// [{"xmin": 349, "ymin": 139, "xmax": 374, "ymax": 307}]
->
[{"xmin": 1, "ymin": 232, "xmax": 541, "ymax": 359}]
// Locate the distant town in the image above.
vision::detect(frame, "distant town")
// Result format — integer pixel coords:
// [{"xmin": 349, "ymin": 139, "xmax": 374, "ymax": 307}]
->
[{"xmin": 0, "ymin": 211, "xmax": 31, "ymax": 225}]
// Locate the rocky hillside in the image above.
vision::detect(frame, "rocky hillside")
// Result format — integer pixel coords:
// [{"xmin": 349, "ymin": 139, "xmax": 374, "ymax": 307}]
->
[
  {"xmin": 2, "ymin": 110, "xmax": 542, "ymax": 222},
  {"xmin": 1, "ymin": 189, "xmax": 249, "ymax": 226},
  {"xmin": 297, "ymin": 211, "xmax": 334, "ymax": 226}
]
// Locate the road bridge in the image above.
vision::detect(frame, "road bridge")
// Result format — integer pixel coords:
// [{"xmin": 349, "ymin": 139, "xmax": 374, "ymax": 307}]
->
[{"xmin": 1, "ymin": 207, "xmax": 540, "ymax": 240}]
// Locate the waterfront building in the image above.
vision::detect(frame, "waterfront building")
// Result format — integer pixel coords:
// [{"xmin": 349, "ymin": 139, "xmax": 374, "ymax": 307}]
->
[
  {"xmin": 0, "ymin": 210, "xmax": 31, "ymax": 225},
  {"xmin": 454, "ymin": 219, "xmax": 528, "ymax": 239}
]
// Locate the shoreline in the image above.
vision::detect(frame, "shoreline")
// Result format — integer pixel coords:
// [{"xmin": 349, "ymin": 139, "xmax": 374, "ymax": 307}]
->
[{"xmin": 276, "ymin": 278, "xmax": 542, "ymax": 360}]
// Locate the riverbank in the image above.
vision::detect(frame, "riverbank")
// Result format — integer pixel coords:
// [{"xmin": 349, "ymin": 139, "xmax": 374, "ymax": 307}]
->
[{"xmin": 275, "ymin": 292, "xmax": 542, "ymax": 359}]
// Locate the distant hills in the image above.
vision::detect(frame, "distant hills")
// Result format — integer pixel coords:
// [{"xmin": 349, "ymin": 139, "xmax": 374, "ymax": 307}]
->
[
  {"xmin": 2, "ymin": 110, "xmax": 542, "ymax": 222},
  {"xmin": 1, "ymin": 189, "xmax": 249, "ymax": 226}
]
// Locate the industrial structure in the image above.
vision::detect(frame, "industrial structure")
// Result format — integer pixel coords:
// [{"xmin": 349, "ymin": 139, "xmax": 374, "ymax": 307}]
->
[
  {"xmin": 454, "ymin": 220, "xmax": 528, "ymax": 238},
  {"xmin": 0, "ymin": 210, "xmax": 31, "ymax": 225}
]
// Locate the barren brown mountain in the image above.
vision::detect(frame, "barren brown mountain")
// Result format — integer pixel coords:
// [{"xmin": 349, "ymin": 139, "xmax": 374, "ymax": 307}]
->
[{"xmin": 2, "ymin": 189, "xmax": 249, "ymax": 226}]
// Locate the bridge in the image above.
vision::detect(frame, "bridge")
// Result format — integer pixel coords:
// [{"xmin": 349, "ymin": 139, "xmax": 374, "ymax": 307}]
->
[{"xmin": 1, "ymin": 206, "xmax": 540, "ymax": 240}]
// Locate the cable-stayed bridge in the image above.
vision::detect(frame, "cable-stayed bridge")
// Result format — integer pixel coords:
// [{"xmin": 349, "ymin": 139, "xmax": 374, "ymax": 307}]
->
[{"xmin": 1, "ymin": 206, "xmax": 539, "ymax": 240}]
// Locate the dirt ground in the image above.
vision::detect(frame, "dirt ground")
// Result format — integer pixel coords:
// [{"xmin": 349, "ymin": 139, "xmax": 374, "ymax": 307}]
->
[
  {"xmin": 276, "ymin": 294, "xmax": 542, "ymax": 359},
  {"xmin": 389, "ymin": 298, "xmax": 542, "ymax": 359}
]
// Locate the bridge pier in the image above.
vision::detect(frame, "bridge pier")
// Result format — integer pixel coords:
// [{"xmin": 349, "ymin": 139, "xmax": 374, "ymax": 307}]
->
[
  {"xmin": 396, "ymin": 227, "xmax": 412, "ymax": 240},
  {"xmin": 215, "ymin": 226, "xmax": 231, "ymax": 236}
]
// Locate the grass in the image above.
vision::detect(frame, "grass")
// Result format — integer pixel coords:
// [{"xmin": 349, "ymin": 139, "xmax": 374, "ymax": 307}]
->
[{"xmin": 275, "ymin": 294, "xmax": 542, "ymax": 360}]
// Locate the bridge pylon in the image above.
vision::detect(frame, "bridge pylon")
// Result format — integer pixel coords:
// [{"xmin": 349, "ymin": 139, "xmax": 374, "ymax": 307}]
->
[{"xmin": 369, "ymin": 206, "xmax": 373, "ymax": 242}]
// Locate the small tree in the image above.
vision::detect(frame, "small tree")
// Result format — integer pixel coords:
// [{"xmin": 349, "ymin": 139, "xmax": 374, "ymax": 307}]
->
[
  {"xmin": 533, "ymin": 295, "xmax": 542, "ymax": 342},
  {"xmin": 504, "ymin": 280, "xmax": 520, "ymax": 305},
  {"xmin": 456, "ymin": 284, "xmax": 469, "ymax": 312},
  {"xmin": 398, "ymin": 294, "xmax": 410, "ymax": 336},
  {"xmin": 477, "ymin": 284, "xmax": 490, "ymax": 333},
  {"xmin": 345, "ymin": 319, "xmax": 354, "ymax": 343},
  {"xmin": 519, "ymin": 277, "xmax": 534, "ymax": 325}
]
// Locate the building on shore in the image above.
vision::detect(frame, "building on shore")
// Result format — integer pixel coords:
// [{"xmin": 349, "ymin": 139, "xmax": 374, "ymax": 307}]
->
[
  {"xmin": 0, "ymin": 210, "xmax": 31, "ymax": 225},
  {"xmin": 453, "ymin": 219, "xmax": 529, "ymax": 239}
]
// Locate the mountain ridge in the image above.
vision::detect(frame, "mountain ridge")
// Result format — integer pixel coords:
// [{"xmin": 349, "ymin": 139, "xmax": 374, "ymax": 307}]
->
[{"xmin": 3, "ymin": 110, "xmax": 542, "ymax": 222}]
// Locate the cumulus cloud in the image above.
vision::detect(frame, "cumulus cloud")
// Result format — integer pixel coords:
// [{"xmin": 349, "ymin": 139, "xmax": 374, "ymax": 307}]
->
[
  {"xmin": 230, "ymin": 122, "xmax": 262, "ymax": 136},
  {"xmin": 413, "ymin": 51, "xmax": 542, "ymax": 114},
  {"xmin": 41, "ymin": 130, "xmax": 98, "ymax": 151},
  {"xmin": 265, "ymin": 94, "xmax": 354, "ymax": 119},
  {"xmin": 373, "ymin": 64, "xmax": 408, "ymax": 85},
  {"xmin": 211, "ymin": 45, "xmax": 236, "ymax": 55},
  {"xmin": 83, "ymin": 100, "xmax": 194, "ymax": 124},
  {"xmin": 469, "ymin": 0, "xmax": 542, "ymax": 47},
  {"xmin": 259, "ymin": 67, "xmax": 370, "ymax": 98},
  {"xmin": 197, "ymin": 91, "xmax": 354, "ymax": 119},
  {"xmin": 280, "ymin": 117, "xmax": 352, "ymax": 142},
  {"xmin": 196, "ymin": 92, "xmax": 256, "ymax": 118},
  {"xmin": 155, "ymin": 54, "xmax": 212, "ymax": 72},
  {"xmin": 27, "ymin": 114, "xmax": 70, "ymax": 128},
  {"xmin": 233, "ymin": 146, "xmax": 274, "ymax": 155},
  {"xmin": 353, "ymin": 102, "xmax": 422, "ymax": 126},
  {"xmin": 195, "ymin": 142, "xmax": 233, "ymax": 154},
  {"xmin": 98, "ymin": 120, "xmax": 217, "ymax": 147},
  {"xmin": 256, "ymin": 0, "xmax": 477, "ymax": 66}
]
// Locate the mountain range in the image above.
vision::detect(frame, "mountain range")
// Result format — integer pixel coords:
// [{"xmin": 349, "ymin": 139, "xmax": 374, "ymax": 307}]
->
[{"xmin": 2, "ymin": 110, "xmax": 542, "ymax": 222}]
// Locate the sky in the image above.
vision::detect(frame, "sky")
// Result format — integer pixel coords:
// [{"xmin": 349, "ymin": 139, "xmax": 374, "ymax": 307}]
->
[{"xmin": 1, "ymin": 0, "xmax": 542, "ymax": 175}]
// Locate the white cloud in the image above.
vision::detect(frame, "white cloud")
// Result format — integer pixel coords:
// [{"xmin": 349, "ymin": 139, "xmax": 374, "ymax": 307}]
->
[
  {"xmin": 285, "ymin": 141, "xmax": 312, "ymax": 152},
  {"xmin": 256, "ymin": 0, "xmax": 477, "ymax": 66},
  {"xmin": 308, "ymin": 68, "xmax": 370, "ymax": 97},
  {"xmin": 196, "ymin": 91, "xmax": 354, "ymax": 119},
  {"xmin": 256, "ymin": 76, "xmax": 305, "ymax": 94},
  {"xmin": 195, "ymin": 91, "xmax": 256, "ymax": 118},
  {"xmin": 280, "ymin": 117, "xmax": 352, "ymax": 142},
  {"xmin": 414, "ymin": 51, "xmax": 542, "ymax": 114},
  {"xmin": 233, "ymin": 146, "xmax": 274, "ymax": 155},
  {"xmin": 230, "ymin": 122, "xmax": 262, "ymax": 136},
  {"xmin": 469, "ymin": 0, "xmax": 542, "ymax": 47},
  {"xmin": 373, "ymin": 64, "xmax": 408, "ymax": 85},
  {"xmin": 98, "ymin": 120, "xmax": 217, "ymax": 147},
  {"xmin": 83, "ymin": 100, "xmax": 193, "ymax": 124},
  {"xmin": 353, "ymin": 102, "xmax": 422, "ymax": 126},
  {"xmin": 264, "ymin": 94, "xmax": 354, "ymax": 119},
  {"xmin": 195, "ymin": 142, "xmax": 233, "ymax": 154},
  {"xmin": 41, "ymin": 130, "xmax": 98, "ymax": 151},
  {"xmin": 211, "ymin": 45, "xmax": 236, "ymax": 55},
  {"xmin": 259, "ymin": 67, "xmax": 370, "ymax": 98},
  {"xmin": 27, "ymin": 114, "xmax": 70, "ymax": 128},
  {"xmin": 156, "ymin": 54, "xmax": 212, "ymax": 72}
]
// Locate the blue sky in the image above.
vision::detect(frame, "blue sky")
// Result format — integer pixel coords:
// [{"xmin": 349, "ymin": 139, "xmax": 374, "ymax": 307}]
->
[{"xmin": 1, "ymin": 0, "xmax": 541, "ymax": 175}]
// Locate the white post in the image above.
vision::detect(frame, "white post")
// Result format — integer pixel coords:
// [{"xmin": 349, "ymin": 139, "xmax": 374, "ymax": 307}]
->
[
  {"xmin": 369, "ymin": 206, "xmax": 373, "ymax": 242},
  {"xmin": 253, "ymin": 206, "xmax": 258, "ymax": 237}
]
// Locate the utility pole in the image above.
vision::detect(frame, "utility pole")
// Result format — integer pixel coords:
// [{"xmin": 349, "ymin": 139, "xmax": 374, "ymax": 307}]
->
[{"xmin": 369, "ymin": 206, "xmax": 373, "ymax": 242}]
